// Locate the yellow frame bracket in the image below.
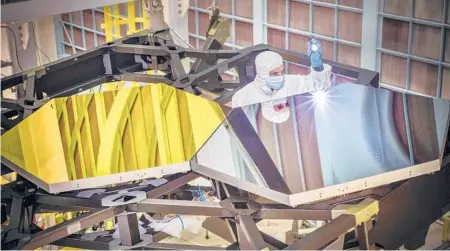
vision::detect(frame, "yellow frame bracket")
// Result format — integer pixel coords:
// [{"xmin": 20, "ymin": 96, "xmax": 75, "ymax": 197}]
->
[
  {"xmin": 443, "ymin": 211, "xmax": 450, "ymax": 242},
  {"xmin": 331, "ymin": 198, "xmax": 380, "ymax": 226}
]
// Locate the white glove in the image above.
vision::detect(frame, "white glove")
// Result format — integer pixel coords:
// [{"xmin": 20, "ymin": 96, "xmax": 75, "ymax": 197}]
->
[{"xmin": 311, "ymin": 64, "xmax": 332, "ymax": 92}]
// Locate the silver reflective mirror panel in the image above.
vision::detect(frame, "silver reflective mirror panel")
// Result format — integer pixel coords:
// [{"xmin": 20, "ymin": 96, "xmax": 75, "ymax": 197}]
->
[{"xmin": 196, "ymin": 84, "xmax": 450, "ymax": 196}]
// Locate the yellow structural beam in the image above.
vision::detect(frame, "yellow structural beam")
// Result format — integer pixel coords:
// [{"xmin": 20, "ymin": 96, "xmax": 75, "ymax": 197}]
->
[
  {"xmin": 344, "ymin": 198, "xmax": 379, "ymax": 226},
  {"xmin": 102, "ymin": 1, "xmax": 148, "ymax": 42},
  {"xmin": 331, "ymin": 198, "xmax": 380, "ymax": 226},
  {"xmin": 127, "ymin": 1, "xmax": 137, "ymax": 34},
  {"xmin": 98, "ymin": 0, "xmax": 150, "ymax": 93},
  {"xmin": 443, "ymin": 212, "xmax": 450, "ymax": 242}
]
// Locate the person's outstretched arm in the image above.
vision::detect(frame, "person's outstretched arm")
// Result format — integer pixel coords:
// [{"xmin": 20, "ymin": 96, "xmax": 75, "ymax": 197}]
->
[
  {"xmin": 281, "ymin": 64, "xmax": 332, "ymax": 97},
  {"xmin": 279, "ymin": 37, "xmax": 332, "ymax": 98}
]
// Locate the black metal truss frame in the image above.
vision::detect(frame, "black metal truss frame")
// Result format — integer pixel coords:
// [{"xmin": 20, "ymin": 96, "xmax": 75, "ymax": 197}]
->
[
  {"xmin": 1, "ymin": 158, "xmax": 449, "ymax": 250},
  {"xmin": 0, "ymin": 168, "xmax": 385, "ymax": 250},
  {"xmin": 0, "ymin": 23, "xmax": 379, "ymax": 132}
]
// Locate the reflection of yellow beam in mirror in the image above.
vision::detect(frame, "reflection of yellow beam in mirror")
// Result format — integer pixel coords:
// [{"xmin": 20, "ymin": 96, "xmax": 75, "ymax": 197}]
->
[
  {"xmin": 1, "ymin": 84, "xmax": 226, "ymax": 184},
  {"xmin": 151, "ymin": 84, "xmax": 182, "ymax": 165},
  {"xmin": 187, "ymin": 92, "xmax": 226, "ymax": 149},
  {"xmin": 0, "ymin": 173, "xmax": 17, "ymax": 185},
  {"xmin": 2, "ymin": 101, "xmax": 69, "ymax": 184}
]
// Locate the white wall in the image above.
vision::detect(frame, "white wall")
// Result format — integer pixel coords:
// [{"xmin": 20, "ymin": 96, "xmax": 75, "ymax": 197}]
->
[{"xmin": 34, "ymin": 16, "xmax": 58, "ymax": 64}]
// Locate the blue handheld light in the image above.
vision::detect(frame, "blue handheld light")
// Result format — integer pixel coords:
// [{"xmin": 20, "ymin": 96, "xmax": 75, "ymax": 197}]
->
[{"xmin": 308, "ymin": 37, "xmax": 324, "ymax": 72}]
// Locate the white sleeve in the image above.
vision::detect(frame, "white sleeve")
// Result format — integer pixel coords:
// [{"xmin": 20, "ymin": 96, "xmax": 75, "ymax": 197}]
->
[
  {"xmin": 231, "ymin": 90, "xmax": 241, "ymax": 108},
  {"xmin": 231, "ymin": 90, "xmax": 244, "ymax": 108},
  {"xmin": 232, "ymin": 84, "xmax": 261, "ymax": 108},
  {"xmin": 283, "ymin": 64, "xmax": 332, "ymax": 96}
]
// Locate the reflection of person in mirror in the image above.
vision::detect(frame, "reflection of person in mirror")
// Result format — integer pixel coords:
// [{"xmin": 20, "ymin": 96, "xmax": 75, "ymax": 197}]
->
[{"xmin": 232, "ymin": 40, "xmax": 332, "ymax": 123}]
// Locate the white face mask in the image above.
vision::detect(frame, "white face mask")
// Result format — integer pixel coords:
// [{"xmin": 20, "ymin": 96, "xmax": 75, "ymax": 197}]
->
[{"xmin": 265, "ymin": 75, "xmax": 285, "ymax": 90}]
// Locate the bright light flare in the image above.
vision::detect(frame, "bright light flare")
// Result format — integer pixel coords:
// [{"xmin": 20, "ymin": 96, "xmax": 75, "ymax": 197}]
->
[{"xmin": 312, "ymin": 89, "xmax": 329, "ymax": 109}]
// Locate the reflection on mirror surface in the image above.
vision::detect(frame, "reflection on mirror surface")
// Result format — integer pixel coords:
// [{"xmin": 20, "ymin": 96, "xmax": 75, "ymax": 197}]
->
[
  {"xmin": 196, "ymin": 84, "xmax": 450, "ymax": 194},
  {"xmin": 1, "ymin": 84, "xmax": 227, "ymax": 184}
]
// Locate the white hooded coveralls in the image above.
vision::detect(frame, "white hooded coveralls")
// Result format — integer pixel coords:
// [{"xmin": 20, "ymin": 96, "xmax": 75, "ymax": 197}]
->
[{"xmin": 231, "ymin": 51, "xmax": 332, "ymax": 109}]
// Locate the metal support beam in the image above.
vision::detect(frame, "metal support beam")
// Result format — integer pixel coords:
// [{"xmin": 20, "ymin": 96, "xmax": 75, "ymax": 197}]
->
[
  {"xmin": 21, "ymin": 207, "xmax": 121, "ymax": 250},
  {"xmin": 114, "ymin": 73, "xmax": 174, "ymax": 85},
  {"xmin": 1, "ymin": 34, "xmax": 380, "ymax": 132},
  {"xmin": 23, "ymin": 74, "xmax": 37, "ymax": 117},
  {"xmin": 111, "ymin": 44, "xmax": 170, "ymax": 56},
  {"xmin": 1, "ymin": 98, "xmax": 22, "ymax": 110},
  {"xmin": 322, "ymin": 235, "xmax": 345, "ymax": 250},
  {"xmin": 261, "ymin": 231, "xmax": 288, "ymax": 250},
  {"xmin": 117, "ymin": 213, "xmax": 141, "ymax": 246},
  {"xmin": 435, "ymin": 241, "xmax": 450, "ymax": 250},
  {"xmin": 370, "ymin": 166, "xmax": 450, "ymax": 249},
  {"xmin": 146, "ymin": 172, "xmax": 200, "ymax": 199},
  {"xmin": 52, "ymin": 236, "xmax": 110, "ymax": 250},
  {"xmin": 202, "ymin": 217, "xmax": 237, "ymax": 243},
  {"xmin": 236, "ymin": 226, "xmax": 252, "ymax": 250},
  {"xmin": 226, "ymin": 108, "xmax": 291, "ymax": 194},
  {"xmin": 254, "ymin": 205, "xmax": 333, "ymax": 221},
  {"xmin": 298, "ymin": 186, "xmax": 391, "ymax": 210},
  {"xmin": 152, "ymin": 232, "xmax": 170, "ymax": 243},
  {"xmin": 53, "ymin": 236, "xmax": 227, "ymax": 250},
  {"xmin": 285, "ymin": 198, "xmax": 379, "ymax": 250},
  {"xmin": 403, "ymin": 226, "xmax": 430, "ymax": 250},
  {"xmin": 356, "ymin": 221, "xmax": 374, "ymax": 250},
  {"xmin": 189, "ymin": 14, "xmax": 230, "ymax": 75},
  {"xmin": 36, "ymin": 195, "xmax": 103, "ymax": 210},
  {"xmin": 184, "ymin": 50, "xmax": 239, "ymax": 60},
  {"xmin": 128, "ymin": 199, "xmax": 234, "ymax": 217},
  {"xmin": 237, "ymin": 215, "xmax": 267, "ymax": 250},
  {"xmin": 145, "ymin": 242, "xmax": 227, "ymax": 250},
  {"xmin": 1, "ymin": 60, "xmax": 13, "ymax": 67},
  {"xmin": 284, "ymin": 214, "xmax": 356, "ymax": 250}
]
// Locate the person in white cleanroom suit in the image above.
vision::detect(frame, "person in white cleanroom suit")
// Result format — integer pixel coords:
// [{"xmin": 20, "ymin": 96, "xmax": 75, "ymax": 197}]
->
[{"xmin": 231, "ymin": 50, "xmax": 332, "ymax": 123}]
